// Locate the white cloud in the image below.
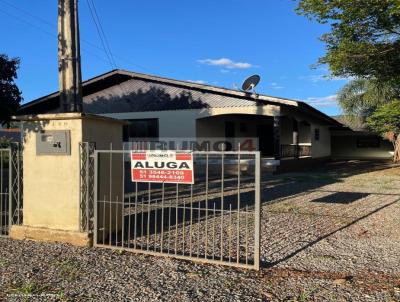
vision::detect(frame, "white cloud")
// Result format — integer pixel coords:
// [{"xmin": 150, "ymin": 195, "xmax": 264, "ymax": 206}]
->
[
  {"xmin": 305, "ymin": 95, "xmax": 338, "ymax": 106},
  {"xmin": 198, "ymin": 58, "xmax": 253, "ymax": 69},
  {"xmin": 299, "ymin": 74, "xmax": 353, "ymax": 83},
  {"xmin": 186, "ymin": 80, "xmax": 207, "ymax": 84},
  {"xmin": 270, "ymin": 82, "xmax": 284, "ymax": 90}
]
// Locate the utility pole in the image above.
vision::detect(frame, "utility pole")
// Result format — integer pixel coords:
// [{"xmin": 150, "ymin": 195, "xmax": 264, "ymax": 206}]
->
[{"xmin": 58, "ymin": 0, "xmax": 83, "ymax": 112}]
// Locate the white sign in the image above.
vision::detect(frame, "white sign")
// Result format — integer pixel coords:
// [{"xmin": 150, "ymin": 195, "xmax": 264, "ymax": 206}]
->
[{"xmin": 131, "ymin": 151, "xmax": 194, "ymax": 184}]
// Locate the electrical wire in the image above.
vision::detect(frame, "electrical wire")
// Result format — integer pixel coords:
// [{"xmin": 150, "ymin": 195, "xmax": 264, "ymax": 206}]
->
[
  {"xmin": 0, "ymin": 1, "xmax": 167, "ymax": 103},
  {"xmin": 85, "ymin": 0, "xmax": 116, "ymax": 70},
  {"xmin": 0, "ymin": 0, "xmax": 154, "ymax": 73}
]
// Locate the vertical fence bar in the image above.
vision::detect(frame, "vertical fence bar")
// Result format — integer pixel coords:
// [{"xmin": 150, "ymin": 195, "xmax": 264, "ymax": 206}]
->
[
  {"xmin": 236, "ymin": 149, "xmax": 241, "ymax": 263},
  {"xmin": 16, "ymin": 146, "xmax": 20, "ymax": 225},
  {"xmin": 8, "ymin": 149, "xmax": 12, "ymax": 231},
  {"xmin": 204, "ymin": 153, "xmax": 209, "ymax": 259},
  {"xmin": 141, "ymin": 195, "xmax": 144, "ymax": 249},
  {"xmin": 121, "ymin": 151, "xmax": 125, "ymax": 248},
  {"xmin": 0, "ymin": 151, "xmax": 3, "ymax": 235},
  {"xmin": 85, "ymin": 143, "xmax": 90, "ymax": 233},
  {"xmin": 1, "ymin": 150, "xmax": 3, "ymax": 234},
  {"xmin": 154, "ymin": 192, "xmax": 158, "ymax": 252},
  {"xmin": 189, "ymin": 183, "xmax": 193, "ymax": 257},
  {"xmin": 254, "ymin": 151, "xmax": 261, "ymax": 270},
  {"xmin": 109, "ymin": 145, "xmax": 113, "ymax": 246},
  {"xmin": 212, "ymin": 202, "xmax": 216, "ymax": 260},
  {"xmin": 229, "ymin": 203, "xmax": 232, "ymax": 263},
  {"xmin": 93, "ymin": 151, "xmax": 98, "ymax": 245},
  {"xmin": 134, "ymin": 182, "xmax": 138, "ymax": 249},
  {"xmin": 161, "ymin": 182, "xmax": 165, "ymax": 252},
  {"xmin": 128, "ymin": 196, "xmax": 131, "ymax": 249},
  {"xmin": 115, "ymin": 195, "xmax": 119, "ymax": 246},
  {"xmin": 182, "ymin": 184, "xmax": 186, "ymax": 254},
  {"xmin": 174, "ymin": 184, "xmax": 178, "ymax": 255},
  {"xmin": 220, "ymin": 152, "xmax": 224, "ymax": 260},
  {"xmin": 167, "ymin": 185, "xmax": 172, "ymax": 254},
  {"xmin": 245, "ymin": 205, "xmax": 248, "ymax": 265},
  {"xmin": 146, "ymin": 183, "xmax": 151, "ymax": 250}
]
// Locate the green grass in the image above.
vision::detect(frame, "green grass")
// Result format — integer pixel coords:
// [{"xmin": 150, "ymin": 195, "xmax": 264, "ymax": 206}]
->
[
  {"xmin": 0, "ymin": 258, "xmax": 9, "ymax": 267},
  {"xmin": 58, "ymin": 259, "xmax": 81, "ymax": 281},
  {"xmin": 10, "ymin": 281, "xmax": 49, "ymax": 302}
]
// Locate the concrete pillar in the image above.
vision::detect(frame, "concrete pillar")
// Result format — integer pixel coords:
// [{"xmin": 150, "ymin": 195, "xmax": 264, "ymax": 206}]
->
[
  {"xmin": 292, "ymin": 119, "xmax": 299, "ymax": 158},
  {"xmin": 10, "ymin": 113, "xmax": 124, "ymax": 246},
  {"xmin": 273, "ymin": 116, "xmax": 281, "ymax": 159}
]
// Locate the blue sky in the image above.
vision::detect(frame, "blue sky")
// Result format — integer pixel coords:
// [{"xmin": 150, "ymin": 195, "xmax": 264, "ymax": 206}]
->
[{"xmin": 0, "ymin": 0, "xmax": 348, "ymax": 116}]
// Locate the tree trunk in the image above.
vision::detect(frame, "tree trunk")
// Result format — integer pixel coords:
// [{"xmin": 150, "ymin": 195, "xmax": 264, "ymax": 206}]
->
[{"xmin": 393, "ymin": 135, "xmax": 400, "ymax": 163}]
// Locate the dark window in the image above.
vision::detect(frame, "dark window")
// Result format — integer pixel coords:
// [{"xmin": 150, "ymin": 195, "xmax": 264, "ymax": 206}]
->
[
  {"xmin": 240, "ymin": 123, "xmax": 247, "ymax": 133},
  {"xmin": 314, "ymin": 128, "xmax": 320, "ymax": 141},
  {"xmin": 357, "ymin": 137, "xmax": 380, "ymax": 148},
  {"xmin": 225, "ymin": 122, "xmax": 235, "ymax": 138},
  {"xmin": 123, "ymin": 119, "xmax": 159, "ymax": 141}
]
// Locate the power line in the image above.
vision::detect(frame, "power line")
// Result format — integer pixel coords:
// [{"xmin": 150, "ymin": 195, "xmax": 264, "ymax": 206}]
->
[
  {"xmin": 85, "ymin": 0, "xmax": 116, "ymax": 70},
  {"xmin": 0, "ymin": 0, "xmax": 155, "ymax": 73},
  {"xmin": 87, "ymin": 0, "xmax": 117, "ymax": 69},
  {"xmin": 0, "ymin": 6, "xmax": 112, "ymax": 65},
  {"xmin": 0, "ymin": 1, "xmax": 167, "ymax": 103}
]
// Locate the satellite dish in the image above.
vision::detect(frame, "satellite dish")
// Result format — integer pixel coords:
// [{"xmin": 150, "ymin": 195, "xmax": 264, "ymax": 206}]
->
[{"xmin": 241, "ymin": 75, "xmax": 261, "ymax": 92}]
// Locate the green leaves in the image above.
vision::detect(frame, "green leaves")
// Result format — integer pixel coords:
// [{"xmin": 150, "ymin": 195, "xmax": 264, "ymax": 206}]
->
[
  {"xmin": 337, "ymin": 79, "xmax": 398, "ymax": 116},
  {"xmin": 296, "ymin": 0, "xmax": 400, "ymax": 82},
  {"xmin": 366, "ymin": 100, "xmax": 400, "ymax": 138},
  {"xmin": 0, "ymin": 54, "xmax": 22, "ymax": 126}
]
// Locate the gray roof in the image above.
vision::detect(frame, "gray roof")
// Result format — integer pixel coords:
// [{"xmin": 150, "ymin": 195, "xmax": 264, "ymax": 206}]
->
[
  {"xmin": 20, "ymin": 69, "xmax": 342, "ymax": 126},
  {"xmin": 83, "ymin": 77, "xmax": 260, "ymax": 113}
]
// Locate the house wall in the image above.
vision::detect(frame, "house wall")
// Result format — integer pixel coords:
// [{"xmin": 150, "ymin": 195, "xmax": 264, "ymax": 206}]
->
[
  {"xmin": 331, "ymin": 132, "xmax": 393, "ymax": 159},
  {"xmin": 299, "ymin": 122, "xmax": 311, "ymax": 144},
  {"xmin": 102, "ymin": 105, "xmax": 280, "ymax": 140},
  {"xmin": 280, "ymin": 117, "xmax": 293, "ymax": 145},
  {"xmin": 311, "ymin": 124, "xmax": 331, "ymax": 158},
  {"xmin": 102, "ymin": 110, "xmax": 200, "ymax": 138},
  {"xmin": 196, "ymin": 115, "xmax": 273, "ymax": 138},
  {"xmin": 102, "ymin": 105, "xmax": 331, "ymax": 158},
  {"xmin": 280, "ymin": 108, "xmax": 331, "ymax": 158}
]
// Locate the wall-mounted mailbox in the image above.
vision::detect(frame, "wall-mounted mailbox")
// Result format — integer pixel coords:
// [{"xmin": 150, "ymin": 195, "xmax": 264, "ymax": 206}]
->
[{"xmin": 36, "ymin": 130, "xmax": 71, "ymax": 155}]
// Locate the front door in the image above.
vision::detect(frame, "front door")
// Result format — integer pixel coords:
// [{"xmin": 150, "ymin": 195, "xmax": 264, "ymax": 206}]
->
[{"xmin": 257, "ymin": 124, "xmax": 274, "ymax": 156}]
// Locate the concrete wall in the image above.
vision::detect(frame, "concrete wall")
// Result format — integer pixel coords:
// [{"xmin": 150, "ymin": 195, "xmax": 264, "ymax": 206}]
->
[
  {"xmin": 102, "ymin": 105, "xmax": 280, "ymax": 139},
  {"xmin": 22, "ymin": 117, "xmax": 83, "ymax": 231},
  {"xmin": 102, "ymin": 110, "xmax": 200, "ymax": 138},
  {"xmin": 311, "ymin": 124, "xmax": 331, "ymax": 158},
  {"xmin": 196, "ymin": 114, "xmax": 273, "ymax": 138},
  {"xmin": 21, "ymin": 113, "xmax": 124, "ymax": 238},
  {"xmin": 102, "ymin": 105, "xmax": 332, "ymax": 158},
  {"xmin": 279, "ymin": 108, "xmax": 330, "ymax": 158},
  {"xmin": 331, "ymin": 132, "xmax": 393, "ymax": 159},
  {"xmin": 299, "ymin": 122, "xmax": 311, "ymax": 144}
]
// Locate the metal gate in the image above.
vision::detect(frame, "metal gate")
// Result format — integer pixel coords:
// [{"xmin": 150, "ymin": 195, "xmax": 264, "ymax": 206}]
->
[
  {"xmin": 0, "ymin": 144, "xmax": 23, "ymax": 237},
  {"xmin": 93, "ymin": 149, "xmax": 261, "ymax": 270}
]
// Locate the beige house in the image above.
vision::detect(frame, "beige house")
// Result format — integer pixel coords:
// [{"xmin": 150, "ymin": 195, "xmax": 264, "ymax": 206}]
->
[{"xmin": 19, "ymin": 69, "xmax": 364, "ymax": 171}]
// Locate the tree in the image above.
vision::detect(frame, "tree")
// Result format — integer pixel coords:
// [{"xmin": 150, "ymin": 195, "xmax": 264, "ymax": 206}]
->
[
  {"xmin": 366, "ymin": 100, "xmax": 400, "ymax": 162},
  {"xmin": 297, "ymin": 1, "xmax": 400, "ymax": 162},
  {"xmin": 0, "ymin": 54, "xmax": 22, "ymax": 126},
  {"xmin": 296, "ymin": 0, "xmax": 400, "ymax": 83},
  {"xmin": 337, "ymin": 79, "xmax": 399, "ymax": 117}
]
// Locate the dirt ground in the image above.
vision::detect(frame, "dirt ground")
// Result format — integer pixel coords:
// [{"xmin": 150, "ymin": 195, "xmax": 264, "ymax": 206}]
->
[{"xmin": 0, "ymin": 160, "xmax": 399, "ymax": 301}]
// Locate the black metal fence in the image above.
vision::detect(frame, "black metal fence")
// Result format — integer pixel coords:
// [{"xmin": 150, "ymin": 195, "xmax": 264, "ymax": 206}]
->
[
  {"xmin": 280, "ymin": 144, "xmax": 312, "ymax": 158},
  {"xmin": 0, "ymin": 144, "xmax": 23, "ymax": 237}
]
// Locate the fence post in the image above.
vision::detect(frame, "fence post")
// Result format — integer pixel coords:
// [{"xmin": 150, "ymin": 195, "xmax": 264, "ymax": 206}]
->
[
  {"xmin": 254, "ymin": 151, "xmax": 261, "ymax": 270},
  {"xmin": 8, "ymin": 148, "xmax": 13, "ymax": 230},
  {"xmin": 93, "ymin": 150, "xmax": 98, "ymax": 246}
]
